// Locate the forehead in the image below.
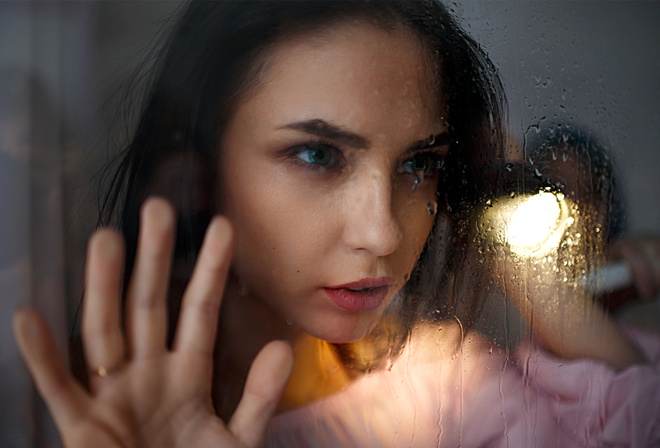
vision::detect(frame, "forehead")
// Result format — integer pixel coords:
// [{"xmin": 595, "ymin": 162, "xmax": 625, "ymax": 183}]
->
[{"xmin": 238, "ymin": 21, "xmax": 445, "ymax": 133}]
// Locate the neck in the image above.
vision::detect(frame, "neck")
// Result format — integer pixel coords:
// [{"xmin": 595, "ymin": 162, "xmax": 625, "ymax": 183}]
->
[{"xmin": 213, "ymin": 275, "xmax": 352, "ymax": 419}]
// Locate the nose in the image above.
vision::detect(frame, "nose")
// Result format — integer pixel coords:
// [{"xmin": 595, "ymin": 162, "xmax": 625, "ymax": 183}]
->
[{"xmin": 342, "ymin": 168, "xmax": 404, "ymax": 257}]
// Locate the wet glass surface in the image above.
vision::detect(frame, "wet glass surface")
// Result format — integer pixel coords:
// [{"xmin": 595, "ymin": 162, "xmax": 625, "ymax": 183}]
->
[{"xmin": 1, "ymin": 2, "xmax": 659, "ymax": 446}]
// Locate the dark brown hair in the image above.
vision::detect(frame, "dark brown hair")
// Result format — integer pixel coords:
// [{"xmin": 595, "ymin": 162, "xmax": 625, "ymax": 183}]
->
[{"xmin": 98, "ymin": 0, "xmax": 506, "ymax": 369}]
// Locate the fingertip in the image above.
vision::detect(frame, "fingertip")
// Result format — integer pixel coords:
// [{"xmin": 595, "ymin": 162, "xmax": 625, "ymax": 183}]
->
[
  {"xmin": 136, "ymin": 197, "xmax": 177, "ymax": 264},
  {"xmin": 141, "ymin": 197, "xmax": 176, "ymax": 231},
  {"xmin": 13, "ymin": 305, "xmax": 37, "ymax": 323},
  {"xmin": 13, "ymin": 307, "xmax": 42, "ymax": 350},
  {"xmin": 247, "ymin": 340, "xmax": 294, "ymax": 398},
  {"xmin": 12, "ymin": 308, "xmax": 61, "ymax": 381},
  {"xmin": 142, "ymin": 195, "xmax": 175, "ymax": 212},
  {"xmin": 85, "ymin": 229, "xmax": 125, "ymax": 299},
  {"xmin": 200, "ymin": 216, "xmax": 234, "ymax": 266},
  {"xmin": 262, "ymin": 340, "xmax": 294, "ymax": 375},
  {"xmin": 229, "ymin": 340, "xmax": 294, "ymax": 446},
  {"xmin": 208, "ymin": 215, "xmax": 234, "ymax": 245},
  {"xmin": 88, "ymin": 228, "xmax": 125, "ymax": 261}
]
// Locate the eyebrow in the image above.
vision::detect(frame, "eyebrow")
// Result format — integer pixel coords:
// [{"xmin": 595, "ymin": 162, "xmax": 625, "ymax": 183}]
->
[
  {"xmin": 409, "ymin": 132, "xmax": 451, "ymax": 152},
  {"xmin": 279, "ymin": 119, "xmax": 369, "ymax": 149},
  {"xmin": 279, "ymin": 118, "xmax": 450, "ymax": 152}
]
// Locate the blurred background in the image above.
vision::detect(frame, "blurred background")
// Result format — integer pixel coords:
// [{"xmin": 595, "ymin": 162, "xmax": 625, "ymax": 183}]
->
[{"xmin": 1, "ymin": 2, "xmax": 658, "ymax": 446}]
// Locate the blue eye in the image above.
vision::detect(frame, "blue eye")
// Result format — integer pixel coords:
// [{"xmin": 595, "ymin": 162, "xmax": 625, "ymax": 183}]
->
[
  {"xmin": 405, "ymin": 153, "xmax": 430, "ymax": 173},
  {"xmin": 294, "ymin": 143, "xmax": 339, "ymax": 168},
  {"xmin": 400, "ymin": 152, "xmax": 440, "ymax": 185}
]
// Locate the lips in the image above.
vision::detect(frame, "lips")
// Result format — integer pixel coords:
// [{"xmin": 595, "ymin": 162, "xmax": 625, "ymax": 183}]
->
[{"xmin": 323, "ymin": 277, "xmax": 393, "ymax": 312}]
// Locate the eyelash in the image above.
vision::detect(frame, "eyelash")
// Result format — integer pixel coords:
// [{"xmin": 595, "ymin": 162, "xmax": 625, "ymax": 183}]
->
[
  {"xmin": 284, "ymin": 140, "xmax": 445, "ymax": 185},
  {"xmin": 287, "ymin": 140, "xmax": 345, "ymax": 172}
]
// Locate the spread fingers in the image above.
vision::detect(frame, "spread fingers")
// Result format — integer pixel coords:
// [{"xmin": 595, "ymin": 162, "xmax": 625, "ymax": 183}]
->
[{"xmin": 125, "ymin": 198, "xmax": 176, "ymax": 358}]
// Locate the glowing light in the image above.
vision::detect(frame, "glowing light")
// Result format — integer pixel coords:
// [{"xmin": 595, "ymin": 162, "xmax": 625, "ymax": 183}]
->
[{"xmin": 482, "ymin": 191, "xmax": 572, "ymax": 258}]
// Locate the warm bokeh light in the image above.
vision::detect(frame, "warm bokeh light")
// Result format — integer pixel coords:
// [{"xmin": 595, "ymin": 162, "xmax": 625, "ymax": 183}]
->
[
  {"xmin": 507, "ymin": 192, "xmax": 568, "ymax": 256},
  {"xmin": 483, "ymin": 191, "xmax": 572, "ymax": 258}
]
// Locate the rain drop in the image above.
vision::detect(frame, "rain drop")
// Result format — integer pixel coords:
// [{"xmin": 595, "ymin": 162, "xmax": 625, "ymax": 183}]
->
[
  {"xmin": 386, "ymin": 357, "xmax": 394, "ymax": 371},
  {"xmin": 427, "ymin": 201, "xmax": 438, "ymax": 216},
  {"xmin": 527, "ymin": 123, "xmax": 541, "ymax": 134}
]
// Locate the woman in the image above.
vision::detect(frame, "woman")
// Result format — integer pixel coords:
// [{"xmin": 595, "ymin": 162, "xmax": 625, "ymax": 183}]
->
[{"xmin": 13, "ymin": 1, "xmax": 660, "ymax": 446}]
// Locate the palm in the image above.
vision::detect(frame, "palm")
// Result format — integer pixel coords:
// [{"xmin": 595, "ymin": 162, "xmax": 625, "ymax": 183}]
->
[
  {"xmin": 13, "ymin": 198, "xmax": 292, "ymax": 448},
  {"xmin": 66, "ymin": 354, "xmax": 218, "ymax": 448}
]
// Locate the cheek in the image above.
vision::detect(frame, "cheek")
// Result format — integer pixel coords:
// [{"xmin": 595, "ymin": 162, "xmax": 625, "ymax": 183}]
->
[
  {"xmin": 393, "ymin": 184, "xmax": 437, "ymax": 272},
  {"xmin": 401, "ymin": 212, "xmax": 435, "ymax": 262},
  {"xmin": 221, "ymin": 166, "xmax": 336, "ymax": 284}
]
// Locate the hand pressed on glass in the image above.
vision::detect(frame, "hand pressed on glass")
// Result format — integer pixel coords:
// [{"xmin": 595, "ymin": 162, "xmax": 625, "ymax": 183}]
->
[{"xmin": 13, "ymin": 197, "xmax": 293, "ymax": 448}]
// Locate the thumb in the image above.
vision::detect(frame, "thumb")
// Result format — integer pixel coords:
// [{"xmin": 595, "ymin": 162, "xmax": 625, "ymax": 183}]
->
[{"xmin": 228, "ymin": 340, "xmax": 293, "ymax": 447}]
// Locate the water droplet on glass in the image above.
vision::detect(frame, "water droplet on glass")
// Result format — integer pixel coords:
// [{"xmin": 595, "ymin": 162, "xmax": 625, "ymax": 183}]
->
[
  {"xmin": 527, "ymin": 122, "xmax": 541, "ymax": 134},
  {"xmin": 427, "ymin": 201, "xmax": 438, "ymax": 216},
  {"xmin": 505, "ymin": 162, "xmax": 514, "ymax": 172},
  {"xmin": 386, "ymin": 353, "xmax": 394, "ymax": 371},
  {"xmin": 412, "ymin": 176, "xmax": 420, "ymax": 191}
]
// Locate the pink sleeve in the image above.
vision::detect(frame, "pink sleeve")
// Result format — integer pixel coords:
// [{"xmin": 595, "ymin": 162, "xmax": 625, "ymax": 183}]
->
[{"xmin": 513, "ymin": 328, "xmax": 660, "ymax": 447}]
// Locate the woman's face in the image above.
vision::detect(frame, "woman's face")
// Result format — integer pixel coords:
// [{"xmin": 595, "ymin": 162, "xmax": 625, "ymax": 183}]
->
[{"xmin": 219, "ymin": 22, "xmax": 448, "ymax": 343}]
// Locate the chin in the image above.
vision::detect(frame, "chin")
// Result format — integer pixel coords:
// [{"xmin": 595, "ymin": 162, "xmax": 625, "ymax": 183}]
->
[{"xmin": 304, "ymin": 313, "xmax": 381, "ymax": 344}]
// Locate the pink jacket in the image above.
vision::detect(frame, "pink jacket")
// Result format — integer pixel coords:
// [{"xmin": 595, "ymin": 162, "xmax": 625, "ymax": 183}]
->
[{"xmin": 267, "ymin": 326, "xmax": 660, "ymax": 447}]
